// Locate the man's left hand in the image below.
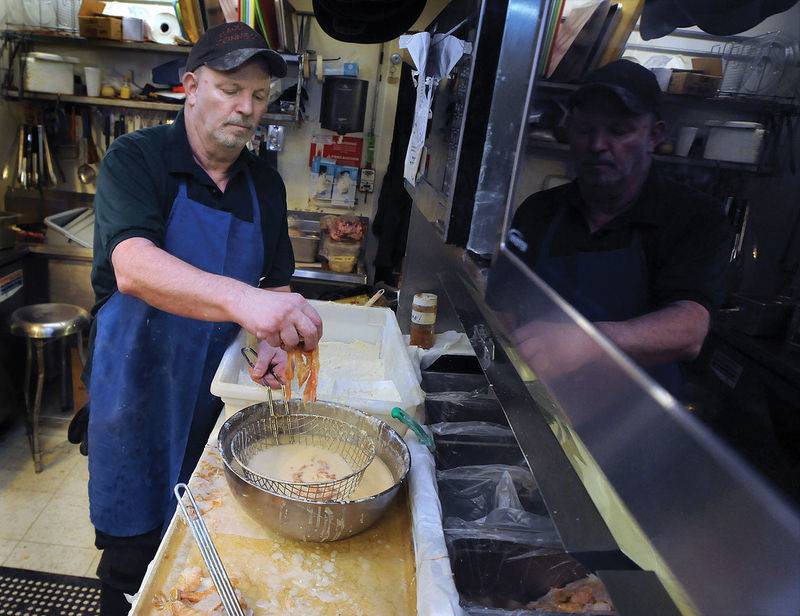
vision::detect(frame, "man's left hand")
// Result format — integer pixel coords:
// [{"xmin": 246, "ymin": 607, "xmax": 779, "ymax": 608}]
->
[{"xmin": 249, "ymin": 340, "xmax": 288, "ymax": 389}]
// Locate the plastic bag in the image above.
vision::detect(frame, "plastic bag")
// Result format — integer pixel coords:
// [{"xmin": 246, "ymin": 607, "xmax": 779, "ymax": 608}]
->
[
  {"xmin": 426, "ymin": 390, "xmax": 506, "ymax": 425},
  {"xmin": 438, "ymin": 466, "xmax": 593, "ymax": 608},
  {"xmin": 421, "ymin": 371, "xmax": 490, "ymax": 394},
  {"xmin": 430, "ymin": 421, "xmax": 513, "ymax": 439},
  {"xmin": 426, "ymin": 391, "xmax": 498, "ymax": 405},
  {"xmin": 437, "ymin": 465, "xmax": 545, "ymax": 521},
  {"xmin": 431, "ymin": 422, "xmax": 526, "ymax": 469},
  {"xmin": 319, "ymin": 214, "xmax": 367, "ymax": 241},
  {"xmin": 441, "ymin": 469, "xmax": 561, "ymax": 547}
]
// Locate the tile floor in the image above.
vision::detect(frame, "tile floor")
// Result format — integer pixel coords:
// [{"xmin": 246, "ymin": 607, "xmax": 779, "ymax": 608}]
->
[{"xmin": 0, "ymin": 346, "xmax": 99, "ymax": 578}]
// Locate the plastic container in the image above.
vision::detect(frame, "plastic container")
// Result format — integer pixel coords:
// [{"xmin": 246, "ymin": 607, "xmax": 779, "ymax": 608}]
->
[
  {"xmin": 421, "ymin": 371, "xmax": 490, "ymax": 394},
  {"xmin": 425, "ymin": 390, "xmax": 507, "ymax": 425},
  {"xmin": 410, "ymin": 292, "xmax": 437, "ymax": 349},
  {"xmin": 437, "ymin": 465, "xmax": 548, "ymax": 521},
  {"xmin": 448, "ymin": 539, "xmax": 589, "ymax": 605},
  {"xmin": 703, "ymin": 121, "xmax": 766, "ymax": 164},
  {"xmin": 44, "ymin": 207, "xmax": 94, "ymax": 248},
  {"xmin": 319, "ymin": 235, "xmax": 361, "ymax": 258},
  {"xmin": 430, "ymin": 422, "xmax": 526, "ymax": 469},
  {"xmin": 327, "ymin": 254, "xmax": 357, "ymax": 273},
  {"xmin": 289, "ymin": 235, "xmax": 320, "ymax": 263},
  {"xmin": 210, "ymin": 300, "xmax": 425, "ymax": 434},
  {"xmin": 441, "ymin": 466, "xmax": 587, "ymax": 606},
  {"xmin": 24, "ymin": 52, "xmax": 78, "ymax": 95}
]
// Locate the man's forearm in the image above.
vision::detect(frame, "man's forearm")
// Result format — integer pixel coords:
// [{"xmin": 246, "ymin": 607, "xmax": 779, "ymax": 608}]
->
[
  {"xmin": 597, "ymin": 301, "xmax": 710, "ymax": 366},
  {"xmin": 112, "ymin": 237, "xmax": 253, "ymax": 326}
]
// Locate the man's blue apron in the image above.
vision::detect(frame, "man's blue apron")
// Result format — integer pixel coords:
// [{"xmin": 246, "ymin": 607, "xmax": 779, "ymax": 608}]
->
[
  {"xmin": 88, "ymin": 170, "xmax": 264, "ymax": 536},
  {"xmin": 535, "ymin": 205, "xmax": 683, "ymax": 396}
]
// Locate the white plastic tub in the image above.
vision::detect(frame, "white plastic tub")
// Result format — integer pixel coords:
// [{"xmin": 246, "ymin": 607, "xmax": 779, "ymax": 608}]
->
[
  {"xmin": 703, "ymin": 120, "xmax": 766, "ymax": 164},
  {"xmin": 24, "ymin": 52, "xmax": 78, "ymax": 95},
  {"xmin": 210, "ymin": 300, "xmax": 425, "ymax": 434}
]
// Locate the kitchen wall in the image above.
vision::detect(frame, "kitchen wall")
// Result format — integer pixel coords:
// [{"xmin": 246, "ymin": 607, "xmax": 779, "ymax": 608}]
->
[{"xmin": 0, "ymin": 1, "xmax": 448, "ymax": 280}]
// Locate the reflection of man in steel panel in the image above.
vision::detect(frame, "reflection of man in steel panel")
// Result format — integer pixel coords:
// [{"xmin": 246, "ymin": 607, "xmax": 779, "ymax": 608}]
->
[{"xmin": 499, "ymin": 60, "xmax": 731, "ymax": 394}]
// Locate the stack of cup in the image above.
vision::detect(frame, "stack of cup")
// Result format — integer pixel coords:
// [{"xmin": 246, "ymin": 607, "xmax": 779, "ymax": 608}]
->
[{"xmin": 84, "ymin": 66, "xmax": 101, "ymax": 97}]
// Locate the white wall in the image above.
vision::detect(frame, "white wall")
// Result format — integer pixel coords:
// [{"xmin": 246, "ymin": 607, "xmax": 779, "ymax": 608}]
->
[{"xmin": 276, "ymin": 1, "xmax": 448, "ymax": 217}]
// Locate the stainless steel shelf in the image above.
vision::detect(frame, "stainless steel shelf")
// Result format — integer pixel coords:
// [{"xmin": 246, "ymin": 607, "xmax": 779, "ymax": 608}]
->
[
  {"xmin": 6, "ymin": 93, "xmax": 301, "ymax": 125},
  {"xmin": 292, "ymin": 267, "xmax": 367, "ymax": 285},
  {"xmin": 5, "ymin": 91, "xmax": 183, "ymax": 111},
  {"xmin": 2, "ymin": 30, "xmax": 192, "ymax": 54},
  {"xmin": 2, "ymin": 30, "xmax": 302, "ymax": 63},
  {"xmin": 526, "ymin": 138, "xmax": 767, "ymax": 174},
  {"xmin": 536, "ymin": 80, "xmax": 800, "ymax": 115}
]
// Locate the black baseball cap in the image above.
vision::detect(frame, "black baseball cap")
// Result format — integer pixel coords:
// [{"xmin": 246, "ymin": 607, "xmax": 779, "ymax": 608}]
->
[
  {"xmin": 186, "ymin": 22, "xmax": 287, "ymax": 78},
  {"xmin": 569, "ymin": 59, "xmax": 662, "ymax": 116}
]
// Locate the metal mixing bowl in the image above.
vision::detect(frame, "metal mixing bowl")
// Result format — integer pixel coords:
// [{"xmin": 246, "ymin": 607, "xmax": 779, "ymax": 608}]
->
[{"xmin": 218, "ymin": 400, "xmax": 411, "ymax": 542}]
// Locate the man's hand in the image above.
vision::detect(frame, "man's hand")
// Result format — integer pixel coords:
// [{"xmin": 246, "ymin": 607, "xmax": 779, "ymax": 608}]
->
[
  {"xmin": 249, "ymin": 340, "xmax": 288, "ymax": 389},
  {"xmin": 511, "ymin": 320, "xmax": 602, "ymax": 381},
  {"xmin": 235, "ymin": 287, "xmax": 323, "ymax": 350},
  {"xmin": 111, "ymin": 238, "xmax": 323, "ymax": 350}
]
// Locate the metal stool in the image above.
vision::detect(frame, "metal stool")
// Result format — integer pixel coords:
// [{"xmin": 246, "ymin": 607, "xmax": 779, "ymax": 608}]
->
[{"xmin": 10, "ymin": 303, "xmax": 90, "ymax": 472}]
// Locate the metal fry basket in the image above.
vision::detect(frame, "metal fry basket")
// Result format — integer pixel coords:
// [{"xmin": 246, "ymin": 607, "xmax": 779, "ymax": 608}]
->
[{"xmin": 231, "ymin": 412, "xmax": 376, "ymax": 502}]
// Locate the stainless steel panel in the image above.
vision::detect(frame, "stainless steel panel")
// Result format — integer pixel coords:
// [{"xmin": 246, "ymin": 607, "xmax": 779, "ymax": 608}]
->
[
  {"xmin": 483, "ymin": 246, "xmax": 800, "ymax": 616},
  {"xmin": 397, "ymin": 205, "xmax": 467, "ymax": 335},
  {"xmin": 466, "ymin": 0, "xmax": 551, "ymax": 257},
  {"xmin": 291, "ymin": 267, "xmax": 367, "ymax": 286}
]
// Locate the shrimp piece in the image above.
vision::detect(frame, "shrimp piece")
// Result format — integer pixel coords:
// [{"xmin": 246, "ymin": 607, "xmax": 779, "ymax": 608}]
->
[
  {"xmin": 152, "ymin": 591, "xmax": 169, "ymax": 611},
  {"xmin": 284, "ymin": 350, "xmax": 294, "ymax": 400},
  {"xmin": 284, "ymin": 346, "xmax": 319, "ymax": 403},
  {"xmin": 293, "ymin": 350, "xmax": 312, "ymax": 389},
  {"xmin": 177, "ymin": 566, "xmax": 202, "ymax": 593},
  {"xmin": 178, "ymin": 586, "xmax": 216, "ymax": 603},
  {"xmin": 302, "ymin": 366, "xmax": 317, "ymax": 402},
  {"xmin": 168, "ymin": 602, "xmax": 200, "ymax": 616}
]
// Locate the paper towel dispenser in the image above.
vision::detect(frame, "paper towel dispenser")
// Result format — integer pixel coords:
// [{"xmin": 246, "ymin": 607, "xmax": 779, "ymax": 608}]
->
[{"xmin": 320, "ymin": 77, "xmax": 368, "ymax": 135}]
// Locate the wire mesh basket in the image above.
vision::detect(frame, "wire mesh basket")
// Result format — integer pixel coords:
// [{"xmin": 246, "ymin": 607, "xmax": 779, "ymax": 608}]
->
[
  {"xmin": 3, "ymin": 0, "xmax": 81, "ymax": 35},
  {"xmin": 231, "ymin": 412, "xmax": 376, "ymax": 502},
  {"xmin": 714, "ymin": 31, "xmax": 800, "ymax": 100}
]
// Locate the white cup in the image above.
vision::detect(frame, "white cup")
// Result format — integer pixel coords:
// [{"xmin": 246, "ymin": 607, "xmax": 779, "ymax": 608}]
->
[
  {"xmin": 84, "ymin": 66, "xmax": 101, "ymax": 97},
  {"xmin": 675, "ymin": 126, "xmax": 698, "ymax": 157}
]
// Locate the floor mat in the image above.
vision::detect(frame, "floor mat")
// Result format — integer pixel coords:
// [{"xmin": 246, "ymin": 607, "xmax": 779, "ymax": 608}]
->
[{"xmin": 0, "ymin": 566, "xmax": 101, "ymax": 615}]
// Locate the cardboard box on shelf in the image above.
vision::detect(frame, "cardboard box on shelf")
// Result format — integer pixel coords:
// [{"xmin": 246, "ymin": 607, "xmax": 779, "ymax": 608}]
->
[
  {"xmin": 79, "ymin": 0, "xmax": 123, "ymax": 40},
  {"xmin": 668, "ymin": 57, "xmax": 723, "ymax": 97}
]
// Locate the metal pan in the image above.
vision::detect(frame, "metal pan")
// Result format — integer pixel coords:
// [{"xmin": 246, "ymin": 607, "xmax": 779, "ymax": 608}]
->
[{"xmin": 218, "ymin": 400, "xmax": 411, "ymax": 542}]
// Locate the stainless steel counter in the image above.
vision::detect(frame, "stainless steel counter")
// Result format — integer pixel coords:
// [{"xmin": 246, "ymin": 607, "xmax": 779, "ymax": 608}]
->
[
  {"xmin": 20, "ymin": 242, "xmax": 366, "ymax": 311},
  {"xmin": 292, "ymin": 266, "xmax": 367, "ymax": 285}
]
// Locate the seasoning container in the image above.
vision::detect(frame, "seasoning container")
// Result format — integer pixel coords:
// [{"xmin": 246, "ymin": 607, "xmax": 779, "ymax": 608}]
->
[{"xmin": 410, "ymin": 293, "xmax": 437, "ymax": 349}]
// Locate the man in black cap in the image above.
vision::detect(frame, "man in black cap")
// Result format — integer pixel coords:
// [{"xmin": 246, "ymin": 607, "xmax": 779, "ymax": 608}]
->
[
  {"xmin": 85, "ymin": 22, "xmax": 322, "ymax": 614},
  {"xmin": 505, "ymin": 59, "xmax": 730, "ymax": 394}
]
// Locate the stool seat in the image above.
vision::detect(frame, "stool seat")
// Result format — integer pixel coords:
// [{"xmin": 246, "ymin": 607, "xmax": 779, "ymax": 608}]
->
[{"xmin": 10, "ymin": 303, "xmax": 91, "ymax": 339}]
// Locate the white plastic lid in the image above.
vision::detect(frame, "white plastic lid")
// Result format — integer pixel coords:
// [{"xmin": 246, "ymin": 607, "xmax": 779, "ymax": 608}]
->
[{"xmin": 413, "ymin": 293, "xmax": 438, "ymax": 307}]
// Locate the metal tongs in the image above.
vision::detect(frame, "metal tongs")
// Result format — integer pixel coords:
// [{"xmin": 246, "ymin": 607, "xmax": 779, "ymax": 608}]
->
[
  {"xmin": 174, "ymin": 483, "xmax": 245, "ymax": 616},
  {"xmin": 240, "ymin": 346, "xmax": 290, "ymax": 417}
]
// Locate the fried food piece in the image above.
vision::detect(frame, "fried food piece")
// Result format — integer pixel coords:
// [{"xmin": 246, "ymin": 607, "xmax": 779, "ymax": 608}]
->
[
  {"xmin": 285, "ymin": 346, "xmax": 320, "ymax": 403},
  {"xmin": 528, "ymin": 574, "xmax": 614, "ymax": 613}
]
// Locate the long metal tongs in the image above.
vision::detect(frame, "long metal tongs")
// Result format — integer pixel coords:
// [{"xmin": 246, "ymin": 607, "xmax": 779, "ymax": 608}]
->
[
  {"xmin": 240, "ymin": 346, "xmax": 291, "ymax": 416},
  {"xmin": 174, "ymin": 483, "xmax": 245, "ymax": 616}
]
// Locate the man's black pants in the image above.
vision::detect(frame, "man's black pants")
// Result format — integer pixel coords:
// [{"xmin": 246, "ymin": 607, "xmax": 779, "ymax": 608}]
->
[{"xmin": 95, "ymin": 527, "xmax": 162, "ymax": 616}]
